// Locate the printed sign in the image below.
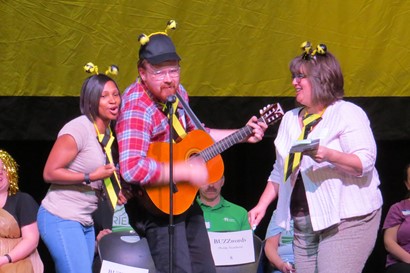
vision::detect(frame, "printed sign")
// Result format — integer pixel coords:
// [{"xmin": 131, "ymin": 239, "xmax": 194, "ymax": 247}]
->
[
  {"xmin": 207, "ymin": 230, "xmax": 255, "ymax": 266},
  {"xmin": 100, "ymin": 260, "xmax": 149, "ymax": 273}
]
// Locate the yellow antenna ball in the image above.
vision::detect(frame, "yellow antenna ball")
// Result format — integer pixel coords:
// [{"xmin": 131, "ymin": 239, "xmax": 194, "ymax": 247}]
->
[
  {"xmin": 300, "ymin": 41, "xmax": 312, "ymax": 53},
  {"xmin": 106, "ymin": 65, "xmax": 119, "ymax": 76},
  {"xmin": 300, "ymin": 41, "xmax": 311, "ymax": 49},
  {"xmin": 316, "ymin": 44, "xmax": 327, "ymax": 55},
  {"xmin": 84, "ymin": 62, "xmax": 98, "ymax": 74},
  {"xmin": 138, "ymin": 34, "xmax": 149, "ymax": 45},
  {"xmin": 166, "ymin": 20, "xmax": 177, "ymax": 30}
]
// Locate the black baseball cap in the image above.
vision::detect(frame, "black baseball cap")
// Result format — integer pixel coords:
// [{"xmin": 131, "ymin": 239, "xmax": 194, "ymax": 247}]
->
[{"xmin": 139, "ymin": 34, "xmax": 181, "ymax": 65}]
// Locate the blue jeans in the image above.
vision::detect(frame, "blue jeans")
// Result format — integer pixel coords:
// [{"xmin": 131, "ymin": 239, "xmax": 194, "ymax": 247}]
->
[{"xmin": 37, "ymin": 205, "xmax": 95, "ymax": 273}]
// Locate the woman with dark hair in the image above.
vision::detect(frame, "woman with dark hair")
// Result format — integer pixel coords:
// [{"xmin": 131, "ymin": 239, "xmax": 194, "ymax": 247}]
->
[
  {"xmin": 249, "ymin": 42, "xmax": 383, "ymax": 273},
  {"xmin": 383, "ymin": 163, "xmax": 410, "ymax": 273},
  {"xmin": 37, "ymin": 70, "xmax": 121, "ymax": 273},
  {"xmin": 0, "ymin": 150, "xmax": 43, "ymax": 273}
]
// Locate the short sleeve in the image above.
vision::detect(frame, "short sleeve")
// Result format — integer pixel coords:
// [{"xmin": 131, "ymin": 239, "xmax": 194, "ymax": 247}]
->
[
  {"xmin": 4, "ymin": 192, "xmax": 39, "ymax": 228},
  {"xmin": 383, "ymin": 202, "xmax": 405, "ymax": 230}
]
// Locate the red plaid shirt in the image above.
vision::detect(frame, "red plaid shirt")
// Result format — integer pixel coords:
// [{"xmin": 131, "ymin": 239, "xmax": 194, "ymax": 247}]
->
[{"xmin": 115, "ymin": 79, "xmax": 199, "ymax": 185}]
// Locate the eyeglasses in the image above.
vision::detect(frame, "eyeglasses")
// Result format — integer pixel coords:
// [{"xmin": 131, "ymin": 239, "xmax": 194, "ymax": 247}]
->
[
  {"xmin": 147, "ymin": 66, "xmax": 180, "ymax": 81},
  {"xmin": 292, "ymin": 73, "xmax": 307, "ymax": 83}
]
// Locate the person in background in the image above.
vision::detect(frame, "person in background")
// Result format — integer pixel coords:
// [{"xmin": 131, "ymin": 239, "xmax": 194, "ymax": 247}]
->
[
  {"xmin": 264, "ymin": 210, "xmax": 294, "ymax": 273},
  {"xmin": 249, "ymin": 41, "xmax": 382, "ymax": 273},
  {"xmin": 116, "ymin": 20, "xmax": 267, "ymax": 273},
  {"xmin": 197, "ymin": 175, "xmax": 250, "ymax": 232},
  {"xmin": 383, "ymin": 163, "xmax": 410, "ymax": 273},
  {"xmin": 0, "ymin": 150, "xmax": 43, "ymax": 273},
  {"xmin": 37, "ymin": 66, "xmax": 124, "ymax": 273}
]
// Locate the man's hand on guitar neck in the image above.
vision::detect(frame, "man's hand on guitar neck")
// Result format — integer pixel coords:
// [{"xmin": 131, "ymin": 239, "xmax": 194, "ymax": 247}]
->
[
  {"xmin": 245, "ymin": 115, "xmax": 268, "ymax": 143},
  {"xmin": 159, "ymin": 156, "xmax": 209, "ymax": 187}
]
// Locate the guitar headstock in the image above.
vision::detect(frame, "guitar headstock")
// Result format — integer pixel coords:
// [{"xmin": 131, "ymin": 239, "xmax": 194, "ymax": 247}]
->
[{"xmin": 259, "ymin": 103, "xmax": 285, "ymax": 126}]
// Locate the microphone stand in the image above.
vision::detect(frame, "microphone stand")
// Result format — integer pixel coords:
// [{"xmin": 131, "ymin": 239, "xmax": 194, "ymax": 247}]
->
[{"xmin": 166, "ymin": 95, "xmax": 178, "ymax": 273}]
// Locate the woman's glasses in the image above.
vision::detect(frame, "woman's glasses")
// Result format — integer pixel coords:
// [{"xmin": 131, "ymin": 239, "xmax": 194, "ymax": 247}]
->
[{"xmin": 292, "ymin": 73, "xmax": 306, "ymax": 83}]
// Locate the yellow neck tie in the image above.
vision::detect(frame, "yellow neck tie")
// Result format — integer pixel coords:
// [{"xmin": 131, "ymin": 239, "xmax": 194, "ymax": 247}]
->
[
  {"xmin": 162, "ymin": 98, "xmax": 187, "ymax": 142},
  {"xmin": 283, "ymin": 111, "xmax": 324, "ymax": 182},
  {"xmin": 94, "ymin": 124, "xmax": 122, "ymax": 211}
]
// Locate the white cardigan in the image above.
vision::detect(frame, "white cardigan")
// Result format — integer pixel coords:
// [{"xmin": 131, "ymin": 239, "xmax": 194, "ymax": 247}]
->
[{"xmin": 269, "ymin": 100, "xmax": 383, "ymax": 231}]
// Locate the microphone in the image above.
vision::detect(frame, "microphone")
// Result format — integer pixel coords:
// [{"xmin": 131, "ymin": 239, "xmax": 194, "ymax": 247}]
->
[
  {"xmin": 166, "ymin": 95, "xmax": 176, "ymax": 115},
  {"xmin": 166, "ymin": 95, "xmax": 176, "ymax": 104}
]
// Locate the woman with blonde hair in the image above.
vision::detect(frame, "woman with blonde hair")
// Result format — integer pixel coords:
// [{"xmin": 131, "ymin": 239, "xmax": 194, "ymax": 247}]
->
[{"xmin": 0, "ymin": 149, "xmax": 43, "ymax": 273}]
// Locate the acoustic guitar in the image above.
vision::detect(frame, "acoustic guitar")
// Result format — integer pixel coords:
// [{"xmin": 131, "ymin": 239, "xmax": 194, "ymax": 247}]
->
[{"xmin": 136, "ymin": 103, "xmax": 285, "ymax": 216}]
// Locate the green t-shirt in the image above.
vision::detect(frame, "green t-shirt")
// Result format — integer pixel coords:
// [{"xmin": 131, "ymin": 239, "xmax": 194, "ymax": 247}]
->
[{"xmin": 197, "ymin": 196, "xmax": 251, "ymax": 232}]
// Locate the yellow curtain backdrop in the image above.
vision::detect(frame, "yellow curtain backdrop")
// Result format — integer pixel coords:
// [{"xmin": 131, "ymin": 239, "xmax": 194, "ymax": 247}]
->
[{"xmin": 1, "ymin": 0, "xmax": 409, "ymax": 97}]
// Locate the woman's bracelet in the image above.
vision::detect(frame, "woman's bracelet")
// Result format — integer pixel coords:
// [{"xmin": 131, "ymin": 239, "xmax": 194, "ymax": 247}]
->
[{"xmin": 4, "ymin": 254, "xmax": 12, "ymax": 263}]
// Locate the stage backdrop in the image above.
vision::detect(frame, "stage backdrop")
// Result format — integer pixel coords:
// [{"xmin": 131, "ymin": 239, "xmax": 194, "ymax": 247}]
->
[{"xmin": 0, "ymin": 0, "xmax": 409, "ymax": 140}]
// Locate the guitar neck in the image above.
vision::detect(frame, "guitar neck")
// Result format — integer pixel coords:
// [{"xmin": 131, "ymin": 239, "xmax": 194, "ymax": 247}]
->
[{"xmin": 199, "ymin": 118, "xmax": 262, "ymax": 162}]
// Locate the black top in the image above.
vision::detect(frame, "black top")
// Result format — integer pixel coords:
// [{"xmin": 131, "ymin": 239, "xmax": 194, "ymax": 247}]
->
[{"xmin": 3, "ymin": 192, "xmax": 39, "ymax": 228}]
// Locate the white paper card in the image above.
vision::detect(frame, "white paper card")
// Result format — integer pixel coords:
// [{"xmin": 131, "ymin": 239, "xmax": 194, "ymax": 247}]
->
[
  {"xmin": 207, "ymin": 230, "xmax": 255, "ymax": 266},
  {"xmin": 289, "ymin": 139, "xmax": 320, "ymax": 153},
  {"xmin": 100, "ymin": 260, "xmax": 149, "ymax": 273}
]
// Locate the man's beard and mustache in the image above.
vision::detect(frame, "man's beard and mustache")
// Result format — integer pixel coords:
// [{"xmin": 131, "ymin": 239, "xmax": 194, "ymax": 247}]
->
[{"xmin": 205, "ymin": 187, "xmax": 218, "ymax": 193}]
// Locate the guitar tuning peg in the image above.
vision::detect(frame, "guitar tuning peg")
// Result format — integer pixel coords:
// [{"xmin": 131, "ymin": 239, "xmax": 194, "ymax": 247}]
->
[{"xmin": 261, "ymin": 104, "xmax": 271, "ymax": 115}]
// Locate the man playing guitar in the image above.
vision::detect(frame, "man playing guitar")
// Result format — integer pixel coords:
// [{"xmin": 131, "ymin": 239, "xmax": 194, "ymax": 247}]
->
[{"xmin": 116, "ymin": 20, "xmax": 271, "ymax": 273}]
